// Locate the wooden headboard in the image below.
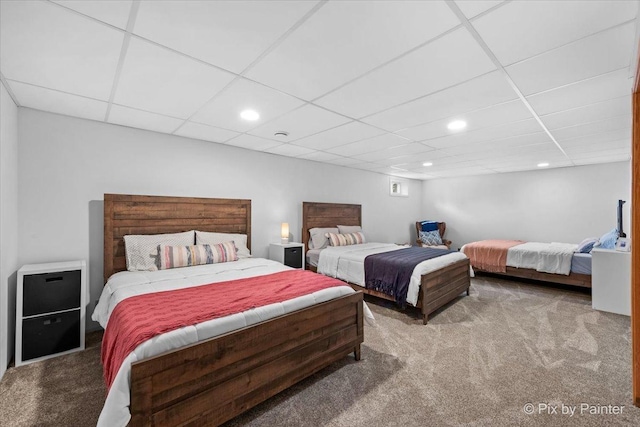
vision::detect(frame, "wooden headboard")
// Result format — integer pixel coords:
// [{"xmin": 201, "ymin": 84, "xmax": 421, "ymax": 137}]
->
[
  {"xmin": 301, "ymin": 202, "xmax": 362, "ymax": 251},
  {"xmin": 104, "ymin": 194, "xmax": 251, "ymax": 282}
]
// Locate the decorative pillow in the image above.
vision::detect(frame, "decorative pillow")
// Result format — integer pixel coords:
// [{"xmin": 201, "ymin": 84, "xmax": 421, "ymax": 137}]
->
[
  {"xmin": 575, "ymin": 237, "xmax": 598, "ymax": 253},
  {"xmin": 596, "ymin": 228, "xmax": 618, "ymax": 250},
  {"xmin": 124, "ymin": 231, "xmax": 195, "ymax": 271},
  {"xmin": 337, "ymin": 225, "xmax": 362, "ymax": 234},
  {"xmin": 420, "ymin": 221, "xmax": 439, "ymax": 232},
  {"xmin": 157, "ymin": 243, "xmax": 238, "ymax": 270},
  {"xmin": 195, "ymin": 231, "xmax": 250, "ymax": 259},
  {"xmin": 326, "ymin": 231, "xmax": 366, "ymax": 247},
  {"xmin": 309, "ymin": 227, "xmax": 339, "ymax": 250},
  {"xmin": 419, "ymin": 230, "xmax": 443, "ymax": 246}
]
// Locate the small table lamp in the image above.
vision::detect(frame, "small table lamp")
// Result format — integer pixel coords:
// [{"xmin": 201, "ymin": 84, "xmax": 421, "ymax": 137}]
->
[{"xmin": 281, "ymin": 222, "xmax": 289, "ymax": 244}]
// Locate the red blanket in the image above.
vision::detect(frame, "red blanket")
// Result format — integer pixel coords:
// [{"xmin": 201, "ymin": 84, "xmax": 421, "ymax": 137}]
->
[
  {"xmin": 462, "ymin": 240, "xmax": 525, "ymax": 273},
  {"xmin": 101, "ymin": 269, "xmax": 347, "ymax": 389}
]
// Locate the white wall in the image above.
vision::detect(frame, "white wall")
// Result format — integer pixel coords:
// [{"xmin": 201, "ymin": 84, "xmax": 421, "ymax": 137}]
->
[
  {"xmin": 0, "ymin": 82, "xmax": 19, "ymax": 379},
  {"xmin": 422, "ymin": 162, "xmax": 632, "ymax": 249},
  {"xmin": 17, "ymin": 108, "xmax": 423, "ymax": 331}
]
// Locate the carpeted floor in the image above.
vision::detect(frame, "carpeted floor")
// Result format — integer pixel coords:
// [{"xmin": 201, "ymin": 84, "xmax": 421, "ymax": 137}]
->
[{"xmin": 1, "ymin": 275, "xmax": 639, "ymax": 426}]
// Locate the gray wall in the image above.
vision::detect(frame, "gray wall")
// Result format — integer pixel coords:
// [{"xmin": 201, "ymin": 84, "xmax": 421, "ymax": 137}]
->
[
  {"xmin": 422, "ymin": 161, "xmax": 632, "ymax": 249},
  {"xmin": 0, "ymin": 82, "xmax": 19, "ymax": 378},
  {"xmin": 17, "ymin": 108, "xmax": 423, "ymax": 331}
]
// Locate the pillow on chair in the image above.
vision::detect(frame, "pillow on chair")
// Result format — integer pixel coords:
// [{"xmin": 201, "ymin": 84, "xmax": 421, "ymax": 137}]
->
[{"xmin": 419, "ymin": 230, "xmax": 442, "ymax": 246}]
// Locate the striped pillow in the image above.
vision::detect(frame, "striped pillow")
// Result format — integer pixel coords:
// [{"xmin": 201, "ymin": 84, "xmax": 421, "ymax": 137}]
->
[
  {"xmin": 326, "ymin": 231, "xmax": 366, "ymax": 247},
  {"xmin": 157, "ymin": 242, "xmax": 238, "ymax": 270}
]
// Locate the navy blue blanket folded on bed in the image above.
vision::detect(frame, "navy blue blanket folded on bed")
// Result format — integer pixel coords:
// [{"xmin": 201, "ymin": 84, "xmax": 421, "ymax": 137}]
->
[{"xmin": 364, "ymin": 247, "xmax": 454, "ymax": 306}]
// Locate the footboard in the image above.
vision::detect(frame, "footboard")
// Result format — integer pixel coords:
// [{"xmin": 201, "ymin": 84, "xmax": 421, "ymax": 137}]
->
[
  {"xmin": 420, "ymin": 258, "xmax": 470, "ymax": 324},
  {"xmin": 129, "ymin": 291, "xmax": 363, "ymax": 426}
]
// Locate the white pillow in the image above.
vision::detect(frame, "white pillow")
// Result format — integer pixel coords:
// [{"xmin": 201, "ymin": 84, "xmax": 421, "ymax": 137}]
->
[
  {"xmin": 124, "ymin": 231, "xmax": 195, "ymax": 272},
  {"xmin": 337, "ymin": 225, "xmax": 362, "ymax": 234},
  {"xmin": 195, "ymin": 231, "xmax": 251, "ymax": 259},
  {"xmin": 309, "ymin": 227, "xmax": 339, "ymax": 250}
]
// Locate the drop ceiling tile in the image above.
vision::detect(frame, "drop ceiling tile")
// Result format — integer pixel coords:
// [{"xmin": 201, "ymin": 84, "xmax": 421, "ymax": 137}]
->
[
  {"xmin": 224, "ymin": 134, "xmax": 282, "ymax": 151},
  {"xmin": 297, "ymin": 151, "xmax": 342, "ymax": 162},
  {"xmin": 0, "ymin": 0, "xmax": 123, "ymax": 100},
  {"xmin": 191, "ymin": 78, "xmax": 304, "ymax": 132},
  {"xmin": 565, "ymin": 139, "xmax": 630, "ymax": 155},
  {"xmin": 291, "ymin": 121, "xmax": 385, "ymax": 150},
  {"xmin": 134, "ymin": 1, "xmax": 317, "ymax": 73},
  {"xmin": 247, "ymin": 1, "xmax": 459, "ymax": 100},
  {"xmin": 327, "ymin": 133, "xmax": 410, "ymax": 157},
  {"xmin": 363, "ymin": 71, "xmax": 518, "ymax": 132},
  {"xmin": 174, "ymin": 122, "xmax": 240, "ymax": 144},
  {"xmin": 455, "ymin": 1, "xmax": 505, "ymax": 19},
  {"xmin": 422, "ymin": 118, "xmax": 542, "ymax": 149},
  {"xmin": 248, "ymin": 104, "xmax": 350, "ymax": 141},
  {"xmin": 568, "ymin": 148, "xmax": 630, "ymax": 161},
  {"xmin": 351, "ymin": 162, "xmax": 388, "ymax": 172},
  {"xmin": 506, "ymin": 23, "xmax": 635, "ymax": 96},
  {"xmin": 115, "ymin": 37, "xmax": 235, "ymax": 119},
  {"xmin": 398, "ymin": 99, "xmax": 533, "ymax": 142},
  {"xmin": 264, "ymin": 144, "xmax": 316, "ymax": 158},
  {"xmin": 53, "ymin": 0, "xmax": 132, "ymax": 29},
  {"xmin": 326, "ymin": 157, "xmax": 363, "ymax": 167},
  {"xmin": 527, "ymin": 68, "xmax": 632, "ymax": 115},
  {"xmin": 439, "ymin": 132, "xmax": 553, "ymax": 156},
  {"xmin": 572, "ymin": 153, "xmax": 630, "ymax": 165},
  {"xmin": 559, "ymin": 129, "xmax": 631, "ymax": 147},
  {"xmin": 541, "ymin": 96, "xmax": 631, "ymax": 130},
  {"xmin": 553, "ymin": 114, "xmax": 631, "ymax": 141},
  {"xmin": 315, "ymin": 28, "xmax": 495, "ymax": 118},
  {"xmin": 472, "ymin": 0, "xmax": 637, "ymax": 66},
  {"xmin": 9, "ymin": 80, "xmax": 107, "ymax": 121},
  {"xmin": 352, "ymin": 143, "xmax": 433, "ymax": 162},
  {"xmin": 108, "ymin": 105, "xmax": 184, "ymax": 134}
]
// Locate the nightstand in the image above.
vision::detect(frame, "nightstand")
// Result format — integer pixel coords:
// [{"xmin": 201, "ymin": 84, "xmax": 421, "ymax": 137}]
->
[
  {"xmin": 16, "ymin": 260, "xmax": 87, "ymax": 366},
  {"xmin": 269, "ymin": 243, "xmax": 305, "ymax": 269},
  {"xmin": 592, "ymin": 248, "xmax": 631, "ymax": 316}
]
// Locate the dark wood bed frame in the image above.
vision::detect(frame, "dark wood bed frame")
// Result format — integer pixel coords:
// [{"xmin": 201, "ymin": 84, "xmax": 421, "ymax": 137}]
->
[
  {"xmin": 301, "ymin": 202, "xmax": 470, "ymax": 325},
  {"xmin": 473, "ymin": 266, "xmax": 592, "ymax": 288},
  {"xmin": 103, "ymin": 194, "xmax": 363, "ymax": 426}
]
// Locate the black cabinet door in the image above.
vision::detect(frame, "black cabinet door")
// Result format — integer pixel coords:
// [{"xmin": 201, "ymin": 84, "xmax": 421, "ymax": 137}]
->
[
  {"xmin": 22, "ymin": 310, "xmax": 80, "ymax": 361},
  {"xmin": 23, "ymin": 270, "xmax": 81, "ymax": 316},
  {"xmin": 284, "ymin": 247, "xmax": 302, "ymax": 269}
]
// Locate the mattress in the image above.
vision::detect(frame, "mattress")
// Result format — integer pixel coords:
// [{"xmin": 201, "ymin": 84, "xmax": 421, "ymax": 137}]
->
[
  {"xmin": 316, "ymin": 242, "xmax": 468, "ymax": 306},
  {"xmin": 92, "ymin": 258, "xmax": 373, "ymax": 427},
  {"xmin": 570, "ymin": 253, "xmax": 592, "ymax": 275},
  {"xmin": 306, "ymin": 248, "xmax": 322, "ymax": 267}
]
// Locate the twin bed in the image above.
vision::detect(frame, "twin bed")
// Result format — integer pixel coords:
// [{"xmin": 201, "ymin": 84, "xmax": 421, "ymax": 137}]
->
[
  {"xmin": 462, "ymin": 239, "xmax": 592, "ymax": 288},
  {"xmin": 301, "ymin": 202, "xmax": 471, "ymax": 325}
]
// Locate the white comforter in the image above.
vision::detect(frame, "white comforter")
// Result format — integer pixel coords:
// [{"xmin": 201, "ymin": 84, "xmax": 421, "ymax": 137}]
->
[
  {"xmin": 92, "ymin": 258, "xmax": 373, "ymax": 427},
  {"xmin": 317, "ymin": 242, "xmax": 468, "ymax": 306},
  {"xmin": 506, "ymin": 242, "xmax": 578, "ymax": 275}
]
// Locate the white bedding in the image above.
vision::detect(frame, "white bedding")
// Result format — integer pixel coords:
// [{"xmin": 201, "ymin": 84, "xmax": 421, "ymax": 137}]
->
[
  {"xmin": 317, "ymin": 242, "xmax": 468, "ymax": 306},
  {"xmin": 506, "ymin": 242, "xmax": 577, "ymax": 275},
  {"xmin": 92, "ymin": 258, "xmax": 373, "ymax": 427}
]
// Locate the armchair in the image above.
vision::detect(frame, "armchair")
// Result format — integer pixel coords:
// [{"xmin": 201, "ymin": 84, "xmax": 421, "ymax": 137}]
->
[{"xmin": 415, "ymin": 221, "xmax": 451, "ymax": 249}]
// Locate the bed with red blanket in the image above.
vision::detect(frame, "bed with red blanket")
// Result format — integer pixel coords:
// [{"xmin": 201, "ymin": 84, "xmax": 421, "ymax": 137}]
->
[{"xmin": 98, "ymin": 194, "xmax": 365, "ymax": 427}]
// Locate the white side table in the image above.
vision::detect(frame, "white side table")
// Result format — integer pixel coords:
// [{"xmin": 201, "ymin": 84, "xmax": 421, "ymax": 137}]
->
[
  {"xmin": 269, "ymin": 243, "xmax": 305, "ymax": 269},
  {"xmin": 591, "ymin": 248, "xmax": 631, "ymax": 316}
]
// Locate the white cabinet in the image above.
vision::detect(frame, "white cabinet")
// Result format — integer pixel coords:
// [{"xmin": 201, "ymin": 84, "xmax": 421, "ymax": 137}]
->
[
  {"xmin": 16, "ymin": 260, "xmax": 87, "ymax": 366},
  {"xmin": 269, "ymin": 243, "xmax": 305, "ymax": 269},
  {"xmin": 591, "ymin": 248, "xmax": 631, "ymax": 316}
]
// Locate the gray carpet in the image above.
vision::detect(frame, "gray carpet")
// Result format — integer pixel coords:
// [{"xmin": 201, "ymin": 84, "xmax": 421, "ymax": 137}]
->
[{"xmin": 1, "ymin": 275, "xmax": 639, "ymax": 426}]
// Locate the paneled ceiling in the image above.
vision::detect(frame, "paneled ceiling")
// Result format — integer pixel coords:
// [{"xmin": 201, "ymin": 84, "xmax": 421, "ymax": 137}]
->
[{"xmin": 1, "ymin": 0, "xmax": 638, "ymax": 180}]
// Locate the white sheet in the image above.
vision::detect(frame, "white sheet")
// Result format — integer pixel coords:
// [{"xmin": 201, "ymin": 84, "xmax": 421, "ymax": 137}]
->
[
  {"xmin": 506, "ymin": 242, "xmax": 578, "ymax": 275},
  {"xmin": 317, "ymin": 243, "xmax": 468, "ymax": 306},
  {"xmin": 92, "ymin": 258, "xmax": 374, "ymax": 427}
]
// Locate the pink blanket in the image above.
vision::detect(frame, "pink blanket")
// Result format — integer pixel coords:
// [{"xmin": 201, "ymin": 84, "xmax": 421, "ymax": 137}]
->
[
  {"xmin": 462, "ymin": 240, "xmax": 525, "ymax": 273},
  {"xmin": 101, "ymin": 270, "xmax": 346, "ymax": 389}
]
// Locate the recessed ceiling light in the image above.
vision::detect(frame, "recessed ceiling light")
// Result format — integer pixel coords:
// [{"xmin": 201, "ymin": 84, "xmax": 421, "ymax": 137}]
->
[
  {"xmin": 240, "ymin": 109, "xmax": 260, "ymax": 121},
  {"xmin": 447, "ymin": 120, "xmax": 467, "ymax": 131},
  {"xmin": 537, "ymin": 162, "xmax": 549, "ymax": 168},
  {"xmin": 422, "ymin": 162, "xmax": 433, "ymax": 167}
]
